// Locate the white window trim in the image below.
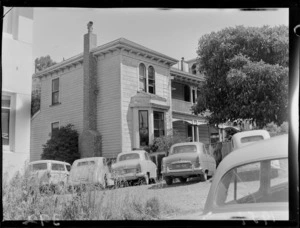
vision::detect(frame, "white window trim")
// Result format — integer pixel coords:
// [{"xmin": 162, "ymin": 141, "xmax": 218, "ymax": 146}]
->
[
  {"xmin": 2, "ymin": 92, "xmax": 16, "ymax": 152},
  {"xmin": 51, "ymin": 77, "xmax": 60, "ymax": 105},
  {"xmin": 137, "ymin": 62, "xmax": 156, "ymax": 95}
]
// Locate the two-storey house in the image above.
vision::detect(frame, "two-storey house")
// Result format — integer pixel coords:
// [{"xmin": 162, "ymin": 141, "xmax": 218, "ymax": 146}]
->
[{"xmin": 30, "ymin": 22, "xmax": 217, "ymax": 161}]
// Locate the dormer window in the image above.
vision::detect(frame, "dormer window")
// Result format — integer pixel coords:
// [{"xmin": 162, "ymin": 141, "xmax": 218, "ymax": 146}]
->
[
  {"xmin": 148, "ymin": 66, "xmax": 155, "ymax": 94},
  {"xmin": 139, "ymin": 63, "xmax": 146, "ymax": 92}
]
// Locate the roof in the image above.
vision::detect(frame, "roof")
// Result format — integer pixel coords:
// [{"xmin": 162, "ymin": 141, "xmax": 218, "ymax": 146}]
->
[
  {"xmin": 29, "ymin": 160, "xmax": 71, "ymax": 165},
  {"xmin": 34, "ymin": 37, "xmax": 179, "ymax": 78},
  {"xmin": 170, "ymin": 67, "xmax": 205, "ymax": 85}
]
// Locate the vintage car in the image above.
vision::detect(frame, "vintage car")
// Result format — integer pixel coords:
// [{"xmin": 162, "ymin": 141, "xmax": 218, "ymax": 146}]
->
[
  {"xmin": 68, "ymin": 157, "xmax": 113, "ymax": 189},
  {"xmin": 111, "ymin": 150, "xmax": 157, "ymax": 185},
  {"xmin": 161, "ymin": 142, "xmax": 216, "ymax": 185},
  {"xmin": 231, "ymin": 129, "xmax": 270, "ymax": 151},
  {"xmin": 28, "ymin": 160, "xmax": 71, "ymax": 190},
  {"xmin": 176, "ymin": 134, "xmax": 289, "ymax": 220}
]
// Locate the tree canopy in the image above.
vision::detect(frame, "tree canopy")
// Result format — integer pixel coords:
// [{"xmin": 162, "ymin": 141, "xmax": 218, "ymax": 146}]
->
[
  {"xmin": 41, "ymin": 124, "xmax": 80, "ymax": 164},
  {"xmin": 35, "ymin": 55, "xmax": 57, "ymax": 72},
  {"xmin": 193, "ymin": 25, "xmax": 288, "ymax": 128}
]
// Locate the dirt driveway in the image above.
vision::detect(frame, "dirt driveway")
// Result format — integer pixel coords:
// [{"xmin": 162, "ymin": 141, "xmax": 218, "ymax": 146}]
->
[{"xmin": 104, "ymin": 177, "xmax": 212, "ymax": 219}]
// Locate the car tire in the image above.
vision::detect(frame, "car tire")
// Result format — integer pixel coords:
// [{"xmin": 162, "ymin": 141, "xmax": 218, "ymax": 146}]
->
[
  {"xmin": 200, "ymin": 171, "xmax": 208, "ymax": 182},
  {"xmin": 165, "ymin": 176, "xmax": 173, "ymax": 185},
  {"xmin": 179, "ymin": 177, "xmax": 187, "ymax": 183}
]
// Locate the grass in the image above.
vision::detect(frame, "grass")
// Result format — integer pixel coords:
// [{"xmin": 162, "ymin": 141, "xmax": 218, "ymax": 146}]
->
[{"xmin": 2, "ymin": 170, "xmax": 176, "ymax": 221}]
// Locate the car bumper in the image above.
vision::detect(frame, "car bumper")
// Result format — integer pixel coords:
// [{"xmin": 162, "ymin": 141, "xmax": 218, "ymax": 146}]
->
[
  {"xmin": 161, "ymin": 167, "xmax": 204, "ymax": 178},
  {"xmin": 112, "ymin": 172, "xmax": 146, "ymax": 181}
]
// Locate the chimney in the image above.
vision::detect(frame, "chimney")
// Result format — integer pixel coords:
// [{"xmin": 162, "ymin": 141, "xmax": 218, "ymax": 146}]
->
[
  {"xmin": 83, "ymin": 21, "xmax": 97, "ymax": 130},
  {"xmin": 181, "ymin": 57, "xmax": 185, "ymax": 71},
  {"xmin": 79, "ymin": 22, "xmax": 102, "ymax": 158}
]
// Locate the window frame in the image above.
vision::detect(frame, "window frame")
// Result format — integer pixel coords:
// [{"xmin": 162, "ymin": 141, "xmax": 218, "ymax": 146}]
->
[
  {"xmin": 139, "ymin": 63, "xmax": 147, "ymax": 92},
  {"xmin": 51, "ymin": 78, "xmax": 60, "ymax": 105},
  {"xmin": 51, "ymin": 121, "xmax": 60, "ymax": 135},
  {"xmin": 139, "ymin": 110, "xmax": 149, "ymax": 147},
  {"xmin": 2, "ymin": 93, "xmax": 16, "ymax": 152},
  {"xmin": 153, "ymin": 111, "xmax": 165, "ymax": 138},
  {"xmin": 148, "ymin": 66, "xmax": 156, "ymax": 94}
]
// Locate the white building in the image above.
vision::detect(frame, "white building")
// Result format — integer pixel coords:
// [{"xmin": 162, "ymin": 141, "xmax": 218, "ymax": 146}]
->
[{"xmin": 2, "ymin": 7, "xmax": 34, "ymax": 178}]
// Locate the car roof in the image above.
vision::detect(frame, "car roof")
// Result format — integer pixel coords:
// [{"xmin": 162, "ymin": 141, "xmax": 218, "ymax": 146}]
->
[
  {"xmin": 170, "ymin": 142, "xmax": 205, "ymax": 148},
  {"xmin": 73, "ymin": 157, "xmax": 104, "ymax": 162},
  {"xmin": 232, "ymin": 129, "xmax": 270, "ymax": 140},
  {"xmin": 219, "ymin": 134, "xmax": 288, "ymax": 172},
  {"xmin": 29, "ymin": 160, "xmax": 70, "ymax": 165}
]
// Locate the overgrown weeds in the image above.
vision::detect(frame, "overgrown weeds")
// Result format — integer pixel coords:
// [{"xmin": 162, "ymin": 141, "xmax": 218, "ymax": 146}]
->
[{"xmin": 3, "ymin": 170, "xmax": 166, "ymax": 221}]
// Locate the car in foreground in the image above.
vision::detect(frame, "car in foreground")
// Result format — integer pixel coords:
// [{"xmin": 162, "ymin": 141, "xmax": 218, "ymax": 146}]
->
[
  {"xmin": 161, "ymin": 142, "xmax": 216, "ymax": 185},
  {"xmin": 28, "ymin": 160, "xmax": 71, "ymax": 191},
  {"xmin": 68, "ymin": 157, "xmax": 113, "ymax": 189},
  {"xmin": 176, "ymin": 134, "xmax": 288, "ymax": 220},
  {"xmin": 231, "ymin": 129, "xmax": 270, "ymax": 151},
  {"xmin": 111, "ymin": 150, "xmax": 157, "ymax": 186}
]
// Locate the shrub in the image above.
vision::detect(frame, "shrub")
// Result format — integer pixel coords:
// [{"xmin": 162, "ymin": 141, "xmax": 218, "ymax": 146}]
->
[
  {"xmin": 41, "ymin": 124, "xmax": 80, "ymax": 164},
  {"xmin": 264, "ymin": 121, "xmax": 288, "ymax": 137}
]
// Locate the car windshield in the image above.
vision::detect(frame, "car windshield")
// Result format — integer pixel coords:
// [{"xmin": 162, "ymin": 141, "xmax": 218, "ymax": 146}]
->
[
  {"xmin": 31, "ymin": 163, "xmax": 47, "ymax": 171},
  {"xmin": 119, "ymin": 153, "xmax": 140, "ymax": 161},
  {"xmin": 171, "ymin": 145, "xmax": 197, "ymax": 154},
  {"xmin": 215, "ymin": 158, "xmax": 288, "ymax": 206}
]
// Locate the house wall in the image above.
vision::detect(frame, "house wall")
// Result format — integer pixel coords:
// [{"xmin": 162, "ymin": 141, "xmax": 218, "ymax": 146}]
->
[
  {"xmin": 120, "ymin": 52, "xmax": 172, "ymax": 153},
  {"xmin": 30, "ymin": 66, "xmax": 84, "ymax": 161},
  {"xmin": 96, "ymin": 52, "xmax": 121, "ymax": 158},
  {"xmin": 2, "ymin": 8, "xmax": 33, "ymax": 178}
]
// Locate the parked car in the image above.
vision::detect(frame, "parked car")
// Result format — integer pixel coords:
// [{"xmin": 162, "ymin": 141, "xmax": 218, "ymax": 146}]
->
[
  {"xmin": 231, "ymin": 129, "xmax": 270, "ymax": 151},
  {"xmin": 68, "ymin": 157, "xmax": 112, "ymax": 189},
  {"xmin": 178, "ymin": 134, "xmax": 289, "ymax": 220},
  {"xmin": 111, "ymin": 150, "xmax": 157, "ymax": 185},
  {"xmin": 161, "ymin": 142, "xmax": 216, "ymax": 185},
  {"xmin": 28, "ymin": 160, "xmax": 71, "ymax": 191}
]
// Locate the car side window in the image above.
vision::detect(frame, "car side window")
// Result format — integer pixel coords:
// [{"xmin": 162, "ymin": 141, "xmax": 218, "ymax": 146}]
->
[
  {"xmin": 52, "ymin": 163, "xmax": 65, "ymax": 171},
  {"xmin": 66, "ymin": 165, "xmax": 71, "ymax": 172}
]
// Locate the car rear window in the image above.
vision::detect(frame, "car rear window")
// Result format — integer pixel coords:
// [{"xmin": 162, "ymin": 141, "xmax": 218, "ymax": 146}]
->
[
  {"xmin": 119, "ymin": 153, "xmax": 140, "ymax": 161},
  {"xmin": 77, "ymin": 161, "xmax": 95, "ymax": 166},
  {"xmin": 51, "ymin": 163, "xmax": 65, "ymax": 171},
  {"xmin": 172, "ymin": 145, "xmax": 197, "ymax": 154},
  {"xmin": 241, "ymin": 135, "xmax": 264, "ymax": 143},
  {"xmin": 32, "ymin": 163, "xmax": 47, "ymax": 171}
]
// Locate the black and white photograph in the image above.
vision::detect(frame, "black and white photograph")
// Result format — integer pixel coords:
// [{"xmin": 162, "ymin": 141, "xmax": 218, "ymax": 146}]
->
[{"xmin": 1, "ymin": 6, "xmax": 299, "ymax": 225}]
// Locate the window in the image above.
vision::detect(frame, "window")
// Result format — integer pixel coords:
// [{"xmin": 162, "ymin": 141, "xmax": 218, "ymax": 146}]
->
[
  {"xmin": 139, "ymin": 110, "xmax": 149, "ymax": 146},
  {"xmin": 2, "ymin": 95, "xmax": 10, "ymax": 147},
  {"xmin": 119, "ymin": 153, "xmax": 140, "ymax": 161},
  {"xmin": 148, "ymin": 66, "xmax": 155, "ymax": 94},
  {"xmin": 51, "ymin": 163, "xmax": 65, "ymax": 171},
  {"xmin": 51, "ymin": 122, "xmax": 59, "ymax": 134},
  {"xmin": 241, "ymin": 135, "xmax": 264, "ymax": 143},
  {"xmin": 32, "ymin": 163, "xmax": 48, "ymax": 171},
  {"xmin": 78, "ymin": 161, "xmax": 95, "ymax": 166},
  {"xmin": 139, "ymin": 63, "xmax": 146, "ymax": 92},
  {"xmin": 154, "ymin": 111, "xmax": 165, "ymax": 137},
  {"xmin": 52, "ymin": 78, "xmax": 59, "ymax": 105},
  {"xmin": 172, "ymin": 145, "xmax": 197, "ymax": 155},
  {"xmin": 66, "ymin": 165, "xmax": 71, "ymax": 172}
]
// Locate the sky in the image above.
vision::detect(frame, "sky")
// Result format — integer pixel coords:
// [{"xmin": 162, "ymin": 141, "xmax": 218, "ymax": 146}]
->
[{"xmin": 32, "ymin": 8, "xmax": 288, "ymax": 64}]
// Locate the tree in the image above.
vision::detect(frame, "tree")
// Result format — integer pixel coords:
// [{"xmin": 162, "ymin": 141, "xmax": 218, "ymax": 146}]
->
[
  {"xmin": 193, "ymin": 25, "xmax": 288, "ymax": 128},
  {"xmin": 31, "ymin": 55, "xmax": 57, "ymax": 116},
  {"xmin": 35, "ymin": 55, "xmax": 57, "ymax": 73},
  {"xmin": 41, "ymin": 124, "xmax": 80, "ymax": 164}
]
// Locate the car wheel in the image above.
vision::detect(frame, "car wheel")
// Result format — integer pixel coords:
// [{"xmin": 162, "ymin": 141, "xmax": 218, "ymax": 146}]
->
[
  {"xmin": 179, "ymin": 177, "xmax": 187, "ymax": 183},
  {"xmin": 165, "ymin": 176, "xmax": 173, "ymax": 185},
  {"xmin": 200, "ymin": 171, "xmax": 208, "ymax": 182}
]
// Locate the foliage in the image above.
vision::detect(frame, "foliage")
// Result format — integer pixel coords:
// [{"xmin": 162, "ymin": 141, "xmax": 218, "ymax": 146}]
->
[
  {"xmin": 31, "ymin": 89, "xmax": 40, "ymax": 116},
  {"xmin": 193, "ymin": 25, "xmax": 289, "ymax": 128},
  {"xmin": 145, "ymin": 129, "xmax": 189, "ymax": 153},
  {"xmin": 264, "ymin": 121, "xmax": 289, "ymax": 137},
  {"xmin": 35, "ymin": 55, "xmax": 57, "ymax": 72},
  {"xmin": 41, "ymin": 124, "xmax": 80, "ymax": 164},
  {"xmin": 31, "ymin": 55, "xmax": 56, "ymax": 116}
]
